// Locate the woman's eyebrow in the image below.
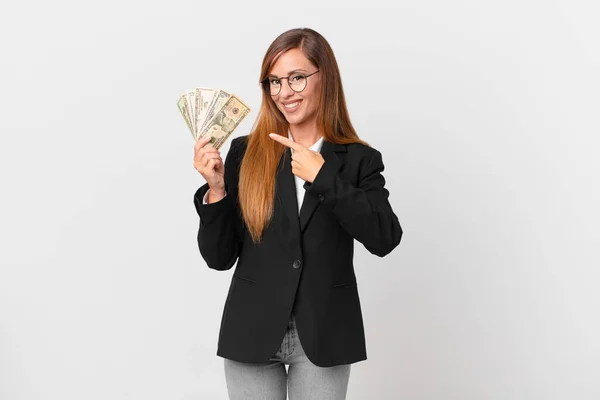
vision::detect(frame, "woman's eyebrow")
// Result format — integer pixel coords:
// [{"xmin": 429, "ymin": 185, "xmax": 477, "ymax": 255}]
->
[{"xmin": 267, "ymin": 69, "xmax": 308, "ymax": 78}]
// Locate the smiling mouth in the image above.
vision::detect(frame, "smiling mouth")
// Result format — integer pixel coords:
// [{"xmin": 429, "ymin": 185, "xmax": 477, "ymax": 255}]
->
[{"xmin": 283, "ymin": 100, "xmax": 302, "ymax": 110}]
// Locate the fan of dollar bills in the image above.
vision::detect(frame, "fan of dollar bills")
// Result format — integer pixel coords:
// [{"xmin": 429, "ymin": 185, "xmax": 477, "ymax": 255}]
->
[{"xmin": 177, "ymin": 88, "xmax": 251, "ymax": 150}]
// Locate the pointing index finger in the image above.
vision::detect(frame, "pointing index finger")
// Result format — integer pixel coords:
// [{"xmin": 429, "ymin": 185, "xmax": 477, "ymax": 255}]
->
[{"xmin": 268, "ymin": 133, "xmax": 305, "ymax": 152}]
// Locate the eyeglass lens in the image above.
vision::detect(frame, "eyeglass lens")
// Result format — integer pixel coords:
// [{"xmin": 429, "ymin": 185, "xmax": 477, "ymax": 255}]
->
[{"xmin": 268, "ymin": 73, "xmax": 307, "ymax": 95}]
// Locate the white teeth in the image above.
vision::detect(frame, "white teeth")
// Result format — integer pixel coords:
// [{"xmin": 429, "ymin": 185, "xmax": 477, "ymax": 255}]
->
[{"xmin": 284, "ymin": 102, "xmax": 300, "ymax": 108}]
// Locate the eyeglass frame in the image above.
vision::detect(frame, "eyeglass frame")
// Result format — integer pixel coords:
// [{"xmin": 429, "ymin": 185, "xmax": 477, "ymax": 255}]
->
[{"xmin": 260, "ymin": 70, "xmax": 320, "ymax": 96}]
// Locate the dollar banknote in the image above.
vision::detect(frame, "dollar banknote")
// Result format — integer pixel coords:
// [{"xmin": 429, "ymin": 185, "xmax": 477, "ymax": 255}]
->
[
  {"xmin": 194, "ymin": 87, "xmax": 215, "ymax": 138},
  {"xmin": 177, "ymin": 95, "xmax": 194, "ymax": 140},
  {"xmin": 199, "ymin": 89, "xmax": 231, "ymax": 134},
  {"xmin": 185, "ymin": 90, "xmax": 197, "ymax": 134},
  {"xmin": 196, "ymin": 94, "xmax": 251, "ymax": 150},
  {"xmin": 177, "ymin": 88, "xmax": 250, "ymax": 148}
]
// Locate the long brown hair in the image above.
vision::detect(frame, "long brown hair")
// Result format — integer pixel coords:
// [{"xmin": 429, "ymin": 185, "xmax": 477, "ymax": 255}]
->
[{"xmin": 239, "ymin": 27, "xmax": 369, "ymax": 244}]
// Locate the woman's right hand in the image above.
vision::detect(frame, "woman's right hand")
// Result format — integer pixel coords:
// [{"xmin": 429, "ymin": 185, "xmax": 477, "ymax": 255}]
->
[{"xmin": 194, "ymin": 135, "xmax": 225, "ymax": 193}]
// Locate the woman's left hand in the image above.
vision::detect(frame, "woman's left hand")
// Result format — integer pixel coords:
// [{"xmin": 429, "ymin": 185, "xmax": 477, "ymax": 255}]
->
[{"xmin": 269, "ymin": 133, "xmax": 325, "ymax": 183}]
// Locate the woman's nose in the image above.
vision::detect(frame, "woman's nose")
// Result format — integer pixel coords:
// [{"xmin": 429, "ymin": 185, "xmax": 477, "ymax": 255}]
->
[{"xmin": 279, "ymin": 82, "xmax": 295, "ymax": 97}]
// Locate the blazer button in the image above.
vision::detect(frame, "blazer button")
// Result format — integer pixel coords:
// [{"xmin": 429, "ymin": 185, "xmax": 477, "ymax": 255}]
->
[
  {"xmin": 293, "ymin": 260, "xmax": 302, "ymax": 269},
  {"xmin": 318, "ymin": 194, "xmax": 325, "ymax": 202}
]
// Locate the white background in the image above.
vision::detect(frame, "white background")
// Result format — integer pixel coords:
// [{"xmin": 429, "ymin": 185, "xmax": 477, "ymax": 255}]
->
[{"xmin": 1, "ymin": 1, "xmax": 598, "ymax": 399}]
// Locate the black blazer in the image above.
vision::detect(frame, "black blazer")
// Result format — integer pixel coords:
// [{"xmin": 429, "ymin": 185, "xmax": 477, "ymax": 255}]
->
[{"xmin": 193, "ymin": 134, "xmax": 402, "ymax": 367}]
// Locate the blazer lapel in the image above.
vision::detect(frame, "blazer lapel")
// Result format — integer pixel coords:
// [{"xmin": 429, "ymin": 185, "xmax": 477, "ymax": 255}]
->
[
  {"xmin": 275, "ymin": 139, "xmax": 347, "ymax": 250},
  {"xmin": 299, "ymin": 139, "xmax": 347, "ymax": 233}
]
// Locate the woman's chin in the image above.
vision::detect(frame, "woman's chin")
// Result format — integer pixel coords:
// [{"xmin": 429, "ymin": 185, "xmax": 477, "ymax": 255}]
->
[{"xmin": 284, "ymin": 113, "xmax": 305, "ymax": 125}]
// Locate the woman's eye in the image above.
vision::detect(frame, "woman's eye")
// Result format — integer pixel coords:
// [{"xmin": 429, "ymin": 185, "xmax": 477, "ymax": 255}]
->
[
  {"xmin": 270, "ymin": 79, "xmax": 280, "ymax": 85},
  {"xmin": 291, "ymin": 75, "xmax": 305, "ymax": 82}
]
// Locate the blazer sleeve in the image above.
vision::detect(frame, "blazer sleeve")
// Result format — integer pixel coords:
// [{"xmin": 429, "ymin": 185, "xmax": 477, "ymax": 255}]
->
[
  {"xmin": 303, "ymin": 148, "xmax": 402, "ymax": 257},
  {"xmin": 193, "ymin": 137, "xmax": 244, "ymax": 271}
]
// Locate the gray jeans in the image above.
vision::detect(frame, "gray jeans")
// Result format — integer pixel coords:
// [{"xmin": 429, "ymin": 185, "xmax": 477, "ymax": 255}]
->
[{"xmin": 223, "ymin": 313, "xmax": 351, "ymax": 399}]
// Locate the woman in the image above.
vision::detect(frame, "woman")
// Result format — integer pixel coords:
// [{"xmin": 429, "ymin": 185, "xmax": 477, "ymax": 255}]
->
[{"xmin": 192, "ymin": 27, "xmax": 402, "ymax": 400}]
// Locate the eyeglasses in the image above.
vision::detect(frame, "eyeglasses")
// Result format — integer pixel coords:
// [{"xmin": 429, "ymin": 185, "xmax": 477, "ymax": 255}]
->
[{"xmin": 261, "ymin": 70, "xmax": 319, "ymax": 96}]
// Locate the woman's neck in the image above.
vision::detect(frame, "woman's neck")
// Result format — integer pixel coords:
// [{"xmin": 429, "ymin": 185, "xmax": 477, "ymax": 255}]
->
[{"xmin": 289, "ymin": 123, "xmax": 322, "ymax": 148}]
